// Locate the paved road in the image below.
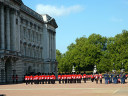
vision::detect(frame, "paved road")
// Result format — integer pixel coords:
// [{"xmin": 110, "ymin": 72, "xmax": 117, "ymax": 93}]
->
[{"xmin": 0, "ymin": 80, "xmax": 128, "ymax": 96}]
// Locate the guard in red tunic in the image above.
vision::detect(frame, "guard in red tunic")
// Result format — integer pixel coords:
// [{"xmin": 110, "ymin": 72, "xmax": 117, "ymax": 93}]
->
[
  {"xmin": 95, "ymin": 73, "xmax": 99, "ymax": 84},
  {"xmin": 62, "ymin": 73, "xmax": 64, "ymax": 84},
  {"xmin": 78, "ymin": 73, "xmax": 82, "ymax": 83},
  {"xmin": 39, "ymin": 74, "xmax": 42, "ymax": 84},
  {"xmin": 28, "ymin": 75, "xmax": 30, "ymax": 84},
  {"xmin": 44, "ymin": 73, "xmax": 47, "ymax": 84},
  {"xmin": 67, "ymin": 73, "xmax": 70, "ymax": 83},
  {"xmin": 76, "ymin": 73, "xmax": 79, "ymax": 83},
  {"xmin": 12, "ymin": 75, "xmax": 15, "ymax": 84},
  {"xmin": 83, "ymin": 72, "xmax": 86, "ymax": 83},
  {"xmin": 69, "ymin": 74, "xmax": 72, "ymax": 83},
  {"xmin": 47, "ymin": 73, "xmax": 50, "ymax": 84},
  {"xmin": 73, "ymin": 73, "xmax": 76, "ymax": 83},
  {"xmin": 30, "ymin": 75, "xmax": 33, "ymax": 84},
  {"xmin": 33, "ymin": 75, "xmax": 36, "ymax": 84},
  {"xmin": 72, "ymin": 73, "xmax": 74, "ymax": 83},
  {"xmin": 34, "ymin": 74, "xmax": 38, "ymax": 84},
  {"xmin": 99, "ymin": 74, "xmax": 102, "ymax": 84},
  {"xmin": 64, "ymin": 73, "xmax": 67, "ymax": 84},
  {"xmin": 41, "ymin": 73, "xmax": 45, "ymax": 84},
  {"xmin": 16, "ymin": 75, "xmax": 18, "ymax": 84},
  {"xmin": 58, "ymin": 73, "xmax": 62, "ymax": 84},
  {"xmin": 53, "ymin": 73, "xmax": 56, "ymax": 84},
  {"xmin": 25, "ymin": 75, "xmax": 28, "ymax": 85},
  {"xmin": 36, "ymin": 74, "xmax": 38, "ymax": 84},
  {"xmin": 50, "ymin": 73, "xmax": 53, "ymax": 84},
  {"xmin": 91, "ymin": 74, "xmax": 94, "ymax": 82}
]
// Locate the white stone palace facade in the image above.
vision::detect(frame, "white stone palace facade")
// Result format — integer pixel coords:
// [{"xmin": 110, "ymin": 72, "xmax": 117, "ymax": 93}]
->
[{"xmin": 0, "ymin": 0, "xmax": 58, "ymax": 83}]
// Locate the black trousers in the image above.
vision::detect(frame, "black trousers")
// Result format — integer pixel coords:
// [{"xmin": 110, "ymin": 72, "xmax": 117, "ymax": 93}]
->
[
  {"xmin": 45, "ymin": 79, "xmax": 47, "ymax": 84},
  {"xmin": 100, "ymin": 79, "xmax": 102, "ymax": 84},
  {"xmin": 48, "ymin": 79, "xmax": 50, "ymax": 84},
  {"xmin": 42, "ymin": 79, "xmax": 44, "ymax": 84},
  {"xmin": 30, "ymin": 80, "xmax": 33, "ymax": 84},
  {"xmin": 39, "ymin": 80, "xmax": 42, "ymax": 84},
  {"xmin": 25, "ymin": 80, "xmax": 28, "ymax": 85},
  {"xmin": 59, "ymin": 79, "xmax": 61, "ymax": 84},
  {"xmin": 80, "ymin": 79, "xmax": 81, "ymax": 83},
  {"xmin": 65, "ymin": 79, "xmax": 67, "ymax": 84},
  {"xmin": 96, "ymin": 79, "xmax": 98, "ymax": 84},
  {"xmin": 83, "ymin": 78, "xmax": 86, "ymax": 83},
  {"xmin": 69, "ymin": 79, "xmax": 72, "ymax": 83},
  {"xmin": 62, "ymin": 79, "xmax": 64, "ymax": 84}
]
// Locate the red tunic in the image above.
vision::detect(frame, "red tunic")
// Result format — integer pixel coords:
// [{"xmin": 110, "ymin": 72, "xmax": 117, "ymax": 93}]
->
[
  {"xmin": 27, "ymin": 76, "xmax": 30, "ymax": 80},
  {"xmin": 12, "ymin": 75, "xmax": 15, "ymax": 80},
  {"xmin": 64, "ymin": 75, "xmax": 67, "ymax": 79},
  {"xmin": 95, "ymin": 74, "xmax": 99, "ymax": 79},
  {"xmin": 50, "ymin": 75, "xmax": 53, "ymax": 80},
  {"xmin": 73, "ymin": 74, "xmax": 76, "ymax": 79},
  {"xmin": 44, "ymin": 75, "xmax": 47, "ymax": 80},
  {"xmin": 47, "ymin": 75, "xmax": 50, "ymax": 80},
  {"xmin": 25, "ymin": 76, "xmax": 28, "ymax": 81},
  {"xmin": 33, "ymin": 76, "xmax": 37, "ymax": 80},
  {"xmin": 62, "ymin": 75, "xmax": 64, "ymax": 80},
  {"xmin": 99, "ymin": 74, "xmax": 102, "ymax": 79},
  {"xmin": 30, "ymin": 75, "xmax": 33, "ymax": 80},
  {"xmin": 16, "ymin": 76, "xmax": 18, "ymax": 80},
  {"xmin": 78, "ymin": 74, "xmax": 82, "ymax": 79},
  {"xmin": 58, "ymin": 75, "xmax": 62, "ymax": 79},
  {"xmin": 41, "ymin": 75, "xmax": 44, "ymax": 80},
  {"xmin": 91, "ymin": 75, "xmax": 94, "ymax": 79},
  {"xmin": 53, "ymin": 75, "xmax": 55, "ymax": 79},
  {"xmin": 83, "ymin": 74, "xmax": 86, "ymax": 79},
  {"xmin": 39, "ymin": 75, "xmax": 42, "ymax": 80},
  {"xmin": 72, "ymin": 75, "xmax": 74, "ymax": 79},
  {"xmin": 69, "ymin": 75, "xmax": 72, "ymax": 79},
  {"xmin": 36, "ymin": 75, "xmax": 39, "ymax": 80}
]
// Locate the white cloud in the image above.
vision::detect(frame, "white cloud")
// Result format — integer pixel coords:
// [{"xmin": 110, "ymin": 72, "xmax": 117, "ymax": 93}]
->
[
  {"xmin": 36, "ymin": 4, "xmax": 84, "ymax": 17},
  {"xmin": 111, "ymin": 17, "xmax": 123, "ymax": 22}
]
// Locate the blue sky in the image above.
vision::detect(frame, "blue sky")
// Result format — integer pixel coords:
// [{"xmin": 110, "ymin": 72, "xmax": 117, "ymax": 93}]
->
[{"xmin": 22, "ymin": 0, "xmax": 128, "ymax": 53}]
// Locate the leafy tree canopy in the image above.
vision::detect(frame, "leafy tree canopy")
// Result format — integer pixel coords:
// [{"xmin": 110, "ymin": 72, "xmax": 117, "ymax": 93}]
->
[{"xmin": 56, "ymin": 30, "xmax": 128, "ymax": 73}]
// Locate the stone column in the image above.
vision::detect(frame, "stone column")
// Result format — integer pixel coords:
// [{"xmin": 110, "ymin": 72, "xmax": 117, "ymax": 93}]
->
[
  {"xmin": 0, "ymin": 4, "xmax": 5, "ymax": 49},
  {"xmin": 49, "ymin": 31, "xmax": 51, "ymax": 59},
  {"xmin": 52, "ymin": 32, "xmax": 54, "ymax": 59},
  {"xmin": 42, "ymin": 24, "xmax": 49, "ymax": 59},
  {"xmin": 53, "ymin": 32, "xmax": 56, "ymax": 59},
  {"xmin": 6, "ymin": 6, "xmax": 10, "ymax": 50},
  {"xmin": 17, "ymin": 12, "xmax": 21, "ymax": 52},
  {"xmin": 53, "ymin": 33, "xmax": 56, "ymax": 59},
  {"xmin": 10, "ymin": 8, "xmax": 16, "ymax": 51},
  {"xmin": 20, "ymin": 26, "xmax": 23, "ymax": 40}
]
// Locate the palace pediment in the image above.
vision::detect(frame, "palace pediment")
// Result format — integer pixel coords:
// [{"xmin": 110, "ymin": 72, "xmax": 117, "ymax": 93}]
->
[{"xmin": 48, "ymin": 18, "xmax": 58, "ymax": 28}]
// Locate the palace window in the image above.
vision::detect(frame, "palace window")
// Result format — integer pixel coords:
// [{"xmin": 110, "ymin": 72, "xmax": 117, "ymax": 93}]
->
[
  {"xmin": 23, "ymin": 27, "xmax": 26, "ymax": 39},
  {"xmin": 16, "ymin": 19, "xmax": 18, "ymax": 25},
  {"xmin": 28, "ymin": 29, "xmax": 30, "ymax": 40}
]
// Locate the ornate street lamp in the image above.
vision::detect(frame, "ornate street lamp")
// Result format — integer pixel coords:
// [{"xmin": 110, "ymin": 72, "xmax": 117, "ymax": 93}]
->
[
  {"xmin": 93, "ymin": 65, "xmax": 97, "ymax": 74},
  {"xmin": 72, "ymin": 65, "xmax": 75, "ymax": 74}
]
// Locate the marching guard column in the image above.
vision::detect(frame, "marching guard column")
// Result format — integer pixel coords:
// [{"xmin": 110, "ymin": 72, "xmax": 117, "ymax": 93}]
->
[{"xmin": 0, "ymin": 4, "xmax": 5, "ymax": 49}]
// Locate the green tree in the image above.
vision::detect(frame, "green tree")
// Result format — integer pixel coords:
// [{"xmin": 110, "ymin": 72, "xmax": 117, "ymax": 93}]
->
[{"xmin": 57, "ymin": 30, "xmax": 128, "ymax": 73}]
